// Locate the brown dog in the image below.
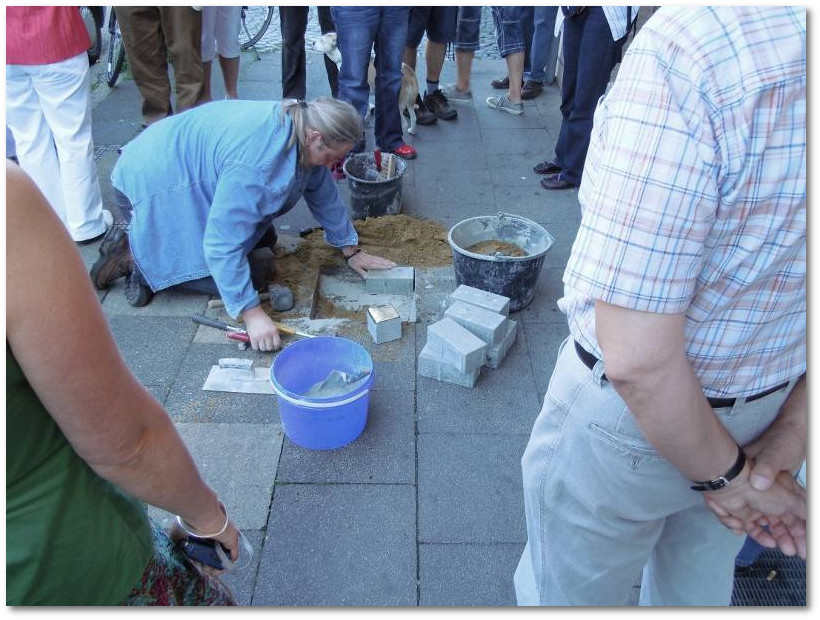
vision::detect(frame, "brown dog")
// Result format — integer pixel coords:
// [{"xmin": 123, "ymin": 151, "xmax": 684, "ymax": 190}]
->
[{"xmin": 367, "ymin": 61, "xmax": 420, "ymax": 135}]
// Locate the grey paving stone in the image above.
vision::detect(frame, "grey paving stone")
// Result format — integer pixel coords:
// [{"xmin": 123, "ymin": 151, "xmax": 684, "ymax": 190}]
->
[
  {"xmin": 106, "ymin": 316, "xmax": 195, "ymax": 388},
  {"xmin": 275, "ymin": 390, "xmax": 415, "ymax": 484},
  {"xmin": 450, "ymin": 284, "xmax": 510, "ymax": 316},
  {"xmin": 254, "ymin": 484, "xmax": 417, "ymax": 606},
  {"xmin": 522, "ymin": 321, "xmax": 570, "ymax": 399},
  {"xmin": 418, "ymin": 345, "xmax": 481, "ymax": 388},
  {"xmin": 164, "ymin": 343, "xmax": 278, "ymax": 424},
  {"xmin": 101, "ymin": 278, "xmax": 210, "ymax": 317},
  {"xmin": 516, "ymin": 266, "xmax": 567, "ymax": 325},
  {"xmin": 411, "ymin": 139, "xmax": 488, "ymax": 174},
  {"xmin": 480, "ymin": 128, "xmax": 550, "ymax": 159},
  {"xmin": 415, "ymin": 166, "xmax": 495, "ymax": 208},
  {"xmin": 420, "ymin": 543, "xmax": 525, "ymax": 606},
  {"xmin": 146, "ymin": 422, "xmax": 282, "ymax": 530},
  {"xmin": 418, "ymin": 386, "xmax": 541, "ymax": 435},
  {"xmin": 365, "ymin": 265, "xmax": 415, "ymax": 295},
  {"xmin": 334, "ymin": 321, "xmax": 417, "ymax": 393},
  {"xmin": 445, "ymin": 300, "xmax": 508, "ymax": 346},
  {"xmin": 418, "ymin": 434, "xmax": 529, "ymax": 543},
  {"xmin": 426, "ymin": 318, "xmax": 487, "ymax": 373},
  {"xmin": 221, "ymin": 530, "xmax": 265, "ymax": 606}
]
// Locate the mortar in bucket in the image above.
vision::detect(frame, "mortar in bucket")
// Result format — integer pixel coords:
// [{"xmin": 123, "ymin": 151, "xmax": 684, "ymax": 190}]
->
[
  {"xmin": 343, "ymin": 153, "xmax": 406, "ymax": 220},
  {"xmin": 448, "ymin": 213, "xmax": 554, "ymax": 312},
  {"xmin": 269, "ymin": 337, "xmax": 375, "ymax": 450}
]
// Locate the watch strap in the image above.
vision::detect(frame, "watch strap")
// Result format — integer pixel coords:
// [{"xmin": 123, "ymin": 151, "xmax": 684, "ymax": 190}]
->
[{"xmin": 690, "ymin": 446, "xmax": 747, "ymax": 492}]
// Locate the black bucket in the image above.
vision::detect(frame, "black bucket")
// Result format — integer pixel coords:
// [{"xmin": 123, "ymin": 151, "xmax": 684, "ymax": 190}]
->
[
  {"xmin": 344, "ymin": 153, "xmax": 406, "ymax": 220},
  {"xmin": 448, "ymin": 213, "xmax": 554, "ymax": 312}
]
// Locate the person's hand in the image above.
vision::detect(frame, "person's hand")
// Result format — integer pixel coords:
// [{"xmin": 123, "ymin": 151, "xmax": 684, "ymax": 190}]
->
[
  {"xmin": 241, "ymin": 305, "xmax": 281, "ymax": 351},
  {"xmin": 347, "ymin": 250, "xmax": 396, "ymax": 278},
  {"xmin": 170, "ymin": 515, "xmax": 243, "ymax": 576}
]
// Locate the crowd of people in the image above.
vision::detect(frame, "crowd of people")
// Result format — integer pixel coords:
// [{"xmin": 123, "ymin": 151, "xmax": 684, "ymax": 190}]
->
[{"xmin": 5, "ymin": 5, "xmax": 806, "ymax": 608}]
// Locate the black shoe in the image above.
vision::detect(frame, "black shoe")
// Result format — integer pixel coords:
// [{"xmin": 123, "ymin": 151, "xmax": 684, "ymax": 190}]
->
[
  {"xmin": 125, "ymin": 271, "xmax": 154, "ymax": 307},
  {"xmin": 533, "ymin": 160, "xmax": 562, "ymax": 175},
  {"xmin": 540, "ymin": 172, "xmax": 577, "ymax": 190},
  {"xmin": 413, "ymin": 94, "xmax": 438, "ymax": 125},
  {"xmin": 491, "ymin": 75, "xmax": 509, "ymax": 89},
  {"xmin": 423, "ymin": 89, "xmax": 458, "ymax": 121},
  {"xmin": 521, "ymin": 80, "xmax": 544, "ymax": 100},
  {"xmin": 89, "ymin": 224, "xmax": 131, "ymax": 290}
]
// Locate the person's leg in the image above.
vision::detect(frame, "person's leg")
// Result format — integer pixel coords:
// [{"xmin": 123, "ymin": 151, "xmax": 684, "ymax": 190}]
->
[
  {"xmin": 374, "ymin": 7, "xmax": 411, "ymax": 152},
  {"xmin": 316, "ymin": 6, "xmax": 339, "ymax": 98},
  {"xmin": 30, "ymin": 53, "xmax": 108, "ymax": 242},
  {"xmin": 215, "ymin": 6, "xmax": 241, "ymax": 99},
  {"xmin": 116, "ymin": 6, "xmax": 173, "ymax": 125},
  {"xmin": 161, "ymin": 6, "xmax": 206, "ymax": 113},
  {"xmin": 403, "ymin": 7, "xmax": 437, "ymax": 126},
  {"xmin": 552, "ymin": 12, "xmax": 583, "ymax": 170},
  {"xmin": 279, "ymin": 6, "xmax": 309, "ymax": 100},
  {"xmin": 487, "ymin": 7, "xmax": 525, "ymax": 113},
  {"xmin": 5, "ymin": 64, "xmax": 66, "ymax": 225},
  {"xmin": 200, "ymin": 5, "xmax": 217, "ymax": 101},
  {"xmin": 559, "ymin": 7, "xmax": 621, "ymax": 185},
  {"xmin": 443, "ymin": 6, "xmax": 480, "ymax": 101},
  {"xmin": 332, "ymin": 6, "xmax": 379, "ymax": 153},
  {"xmin": 521, "ymin": 6, "xmax": 534, "ymax": 82},
  {"xmin": 522, "ymin": 6, "xmax": 557, "ymax": 99}
]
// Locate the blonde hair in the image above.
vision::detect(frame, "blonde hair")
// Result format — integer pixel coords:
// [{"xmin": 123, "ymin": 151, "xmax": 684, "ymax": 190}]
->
[{"xmin": 281, "ymin": 97, "xmax": 363, "ymax": 166}]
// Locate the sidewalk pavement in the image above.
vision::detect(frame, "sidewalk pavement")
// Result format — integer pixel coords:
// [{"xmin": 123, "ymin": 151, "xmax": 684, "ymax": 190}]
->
[{"xmin": 79, "ymin": 49, "xmax": 804, "ymax": 607}]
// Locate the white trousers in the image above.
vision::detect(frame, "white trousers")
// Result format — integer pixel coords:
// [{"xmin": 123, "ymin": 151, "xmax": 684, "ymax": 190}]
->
[
  {"xmin": 514, "ymin": 337, "xmax": 796, "ymax": 606},
  {"xmin": 6, "ymin": 52, "xmax": 105, "ymax": 241},
  {"xmin": 201, "ymin": 6, "xmax": 242, "ymax": 62}
]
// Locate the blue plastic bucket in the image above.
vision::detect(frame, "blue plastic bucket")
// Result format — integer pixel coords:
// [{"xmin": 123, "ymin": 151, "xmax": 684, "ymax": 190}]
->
[{"xmin": 269, "ymin": 337, "xmax": 375, "ymax": 450}]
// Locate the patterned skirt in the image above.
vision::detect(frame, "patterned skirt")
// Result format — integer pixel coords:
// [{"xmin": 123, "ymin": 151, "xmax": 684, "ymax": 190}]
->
[{"xmin": 122, "ymin": 521, "xmax": 236, "ymax": 606}]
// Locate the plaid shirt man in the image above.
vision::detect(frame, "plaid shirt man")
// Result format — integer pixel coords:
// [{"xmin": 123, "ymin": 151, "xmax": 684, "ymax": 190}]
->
[{"xmin": 561, "ymin": 6, "xmax": 806, "ymax": 397}]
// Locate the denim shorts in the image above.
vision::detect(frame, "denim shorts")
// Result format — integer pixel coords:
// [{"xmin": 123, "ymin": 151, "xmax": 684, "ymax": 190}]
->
[
  {"xmin": 406, "ymin": 6, "xmax": 457, "ymax": 47},
  {"xmin": 454, "ymin": 6, "xmax": 482, "ymax": 52},
  {"xmin": 490, "ymin": 6, "xmax": 526, "ymax": 57}
]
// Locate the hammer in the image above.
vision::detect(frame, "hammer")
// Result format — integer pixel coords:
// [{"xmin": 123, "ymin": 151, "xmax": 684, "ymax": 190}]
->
[{"xmin": 206, "ymin": 284, "xmax": 293, "ymax": 311}]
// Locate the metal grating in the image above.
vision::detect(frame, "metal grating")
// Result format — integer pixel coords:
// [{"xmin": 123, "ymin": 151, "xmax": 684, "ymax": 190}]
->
[{"xmin": 731, "ymin": 549, "xmax": 806, "ymax": 606}]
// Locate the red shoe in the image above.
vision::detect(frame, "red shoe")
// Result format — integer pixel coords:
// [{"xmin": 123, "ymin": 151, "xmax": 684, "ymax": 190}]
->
[{"xmin": 390, "ymin": 144, "xmax": 417, "ymax": 160}]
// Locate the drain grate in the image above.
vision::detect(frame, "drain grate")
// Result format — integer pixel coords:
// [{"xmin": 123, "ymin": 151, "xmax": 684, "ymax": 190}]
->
[{"xmin": 731, "ymin": 549, "xmax": 806, "ymax": 606}]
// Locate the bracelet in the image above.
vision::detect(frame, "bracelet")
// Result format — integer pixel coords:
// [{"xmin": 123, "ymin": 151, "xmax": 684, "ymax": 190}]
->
[
  {"xmin": 690, "ymin": 446, "xmax": 747, "ymax": 492},
  {"xmin": 176, "ymin": 500, "xmax": 229, "ymax": 538},
  {"xmin": 345, "ymin": 247, "xmax": 363, "ymax": 260}
]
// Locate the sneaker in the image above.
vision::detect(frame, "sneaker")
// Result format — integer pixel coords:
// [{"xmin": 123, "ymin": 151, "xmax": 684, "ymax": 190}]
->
[
  {"xmin": 75, "ymin": 209, "xmax": 114, "ymax": 245},
  {"xmin": 412, "ymin": 94, "xmax": 437, "ymax": 125},
  {"xmin": 441, "ymin": 84, "xmax": 473, "ymax": 104},
  {"xmin": 89, "ymin": 224, "xmax": 132, "ymax": 290},
  {"xmin": 491, "ymin": 75, "xmax": 509, "ymax": 89},
  {"xmin": 423, "ymin": 89, "xmax": 458, "ymax": 121},
  {"xmin": 521, "ymin": 80, "xmax": 544, "ymax": 100},
  {"xmin": 390, "ymin": 144, "xmax": 417, "ymax": 160},
  {"xmin": 125, "ymin": 270, "xmax": 154, "ymax": 307},
  {"xmin": 486, "ymin": 94, "xmax": 523, "ymax": 116}
]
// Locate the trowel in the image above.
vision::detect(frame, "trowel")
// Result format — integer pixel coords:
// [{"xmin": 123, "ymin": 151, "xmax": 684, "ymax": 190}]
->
[{"xmin": 202, "ymin": 358, "xmax": 274, "ymax": 395}]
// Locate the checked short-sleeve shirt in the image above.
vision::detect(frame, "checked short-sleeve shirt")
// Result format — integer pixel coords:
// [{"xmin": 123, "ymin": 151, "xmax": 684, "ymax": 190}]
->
[{"xmin": 560, "ymin": 6, "xmax": 806, "ymax": 397}]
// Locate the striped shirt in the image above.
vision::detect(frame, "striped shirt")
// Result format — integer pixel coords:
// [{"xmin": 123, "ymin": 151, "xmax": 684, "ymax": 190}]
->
[{"xmin": 560, "ymin": 6, "xmax": 806, "ymax": 397}]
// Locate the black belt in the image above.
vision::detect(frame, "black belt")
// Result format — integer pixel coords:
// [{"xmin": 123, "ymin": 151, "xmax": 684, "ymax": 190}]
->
[{"xmin": 573, "ymin": 341, "xmax": 789, "ymax": 409}]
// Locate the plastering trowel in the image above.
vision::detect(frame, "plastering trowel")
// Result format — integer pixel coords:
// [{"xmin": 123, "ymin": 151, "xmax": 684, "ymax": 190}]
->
[{"xmin": 202, "ymin": 358, "xmax": 274, "ymax": 395}]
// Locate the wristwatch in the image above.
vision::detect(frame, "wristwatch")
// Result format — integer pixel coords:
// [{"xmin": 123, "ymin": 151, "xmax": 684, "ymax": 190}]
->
[
  {"xmin": 690, "ymin": 446, "xmax": 747, "ymax": 492},
  {"xmin": 344, "ymin": 247, "xmax": 362, "ymax": 260}
]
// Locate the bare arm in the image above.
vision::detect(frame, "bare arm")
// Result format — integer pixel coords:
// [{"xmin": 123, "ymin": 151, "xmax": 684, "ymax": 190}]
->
[
  {"xmin": 5, "ymin": 163, "xmax": 239, "ymax": 557},
  {"xmin": 595, "ymin": 301, "xmax": 806, "ymax": 533}
]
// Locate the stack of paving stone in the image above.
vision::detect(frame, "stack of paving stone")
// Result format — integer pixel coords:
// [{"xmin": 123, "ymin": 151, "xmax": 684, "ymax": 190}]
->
[{"xmin": 418, "ymin": 285, "xmax": 517, "ymax": 387}]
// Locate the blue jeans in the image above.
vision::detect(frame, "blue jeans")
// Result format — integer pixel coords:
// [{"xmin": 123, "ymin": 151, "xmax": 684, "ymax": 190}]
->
[
  {"xmin": 525, "ymin": 6, "xmax": 558, "ymax": 84},
  {"xmin": 454, "ymin": 6, "xmax": 481, "ymax": 52},
  {"xmin": 332, "ymin": 6, "xmax": 409, "ymax": 152},
  {"xmin": 490, "ymin": 6, "xmax": 525, "ymax": 58},
  {"xmin": 553, "ymin": 6, "xmax": 625, "ymax": 184}
]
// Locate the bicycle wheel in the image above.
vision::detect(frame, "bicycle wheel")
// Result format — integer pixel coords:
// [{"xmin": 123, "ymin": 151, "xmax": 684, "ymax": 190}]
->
[
  {"xmin": 239, "ymin": 6, "xmax": 274, "ymax": 51},
  {"xmin": 80, "ymin": 6, "xmax": 102, "ymax": 65},
  {"xmin": 105, "ymin": 10, "xmax": 126, "ymax": 87}
]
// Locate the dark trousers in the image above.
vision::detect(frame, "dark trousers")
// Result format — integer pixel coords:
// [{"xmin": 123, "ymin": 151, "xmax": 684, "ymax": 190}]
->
[
  {"xmin": 279, "ymin": 6, "xmax": 338, "ymax": 99},
  {"xmin": 116, "ymin": 6, "xmax": 205, "ymax": 126},
  {"xmin": 554, "ymin": 7, "xmax": 625, "ymax": 185}
]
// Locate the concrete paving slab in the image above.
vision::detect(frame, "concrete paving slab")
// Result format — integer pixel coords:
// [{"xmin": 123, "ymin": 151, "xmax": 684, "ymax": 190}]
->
[
  {"xmin": 101, "ymin": 279, "xmax": 210, "ymax": 317},
  {"xmin": 365, "ymin": 266, "xmax": 415, "ymax": 295},
  {"xmin": 221, "ymin": 530, "xmax": 265, "ymax": 606},
  {"xmin": 516, "ymin": 266, "xmax": 568, "ymax": 325},
  {"xmin": 411, "ymin": 139, "xmax": 489, "ymax": 174},
  {"xmin": 418, "ymin": 345, "xmax": 481, "ymax": 388},
  {"xmin": 415, "ymin": 267, "xmax": 458, "ymax": 324},
  {"xmin": 106, "ymin": 316, "xmax": 195, "ymax": 388},
  {"xmin": 420, "ymin": 543, "xmax": 525, "ymax": 606},
  {"xmin": 147, "ymin": 422, "xmax": 282, "ymax": 531},
  {"xmin": 164, "ymin": 343, "xmax": 278, "ymax": 424},
  {"xmin": 417, "ymin": 386, "xmax": 541, "ymax": 435},
  {"xmin": 522, "ymin": 322, "xmax": 571, "ymax": 399},
  {"xmin": 445, "ymin": 301, "xmax": 508, "ymax": 347},
  {"xmin": 254, "ymin": 484, "xmax": 417, "ymax": 606},
  {"xmin": 415, "ymin": 166, "xmax": 496, "ymax": 208},
  {"xmin": 486, "ymin": 319, "xmax": 518, "ymax": 369},
  {"xmin": 450, "ymin": 284, "xmax": 510, "ymax": 316},
  {"xmin": 418, "ymin": 434, "xmax": 529, "ymax": 543},
  {"xmin": 334, "ymin": 321, "xmax": 417, "ymax": 393},
  {"xmin": 426, "ymin": 318, "xmax": 487, "ymax": 374},
  {"xmin": 275, "ymin": 390, "xmax": 415, "ymax": 484},
  {"xmin": 479, "ymin": 128, "xmax": 552, "ymax": 159}
]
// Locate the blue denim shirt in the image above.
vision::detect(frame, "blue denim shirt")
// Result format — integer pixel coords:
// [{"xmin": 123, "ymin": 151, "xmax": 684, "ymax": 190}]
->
[{"xmin": 111, "ymin": 100, "xmax": 357, "ymax": 319}]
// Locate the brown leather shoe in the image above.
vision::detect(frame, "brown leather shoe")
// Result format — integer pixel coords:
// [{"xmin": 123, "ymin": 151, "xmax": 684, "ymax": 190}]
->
[
  {"xmin": 533, "ymin": 160, "xmax": 562, "ymax": 175},
  {"xmin": 90, "ymin": 225, "xmax": 133, "ymax": 290},
  {"xmin": 521, "ymin": 80, "xmax": 544, "ymax": 100},
  {"xmin": 540, "ymin": 172, "xmax": 577, "ymax": 190}
]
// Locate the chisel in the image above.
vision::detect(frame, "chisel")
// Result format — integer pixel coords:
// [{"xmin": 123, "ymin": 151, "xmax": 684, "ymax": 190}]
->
[{"xmin": 191, "ymin": 314, "xmax": 314, "ymax": 340}]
